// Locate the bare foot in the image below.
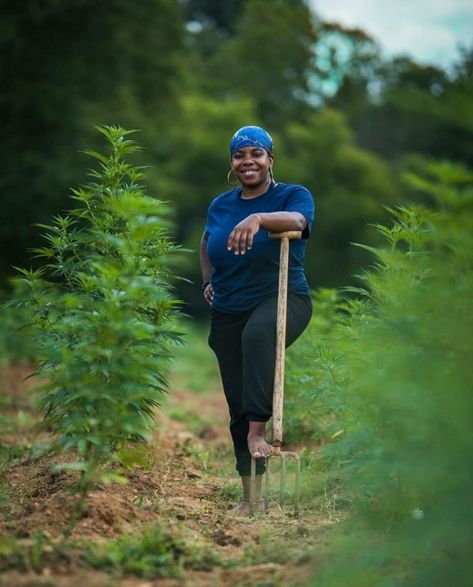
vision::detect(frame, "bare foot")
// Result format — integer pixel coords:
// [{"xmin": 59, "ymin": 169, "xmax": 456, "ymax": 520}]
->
[
  {"xmin": 247, "ymin": 434, "xmax": 274, "ymax": 458},
  {"xmin": 227, "ymin": 499, "xmax": 265, "ymax": 516},
  {"xmin": 247, "ymin": 421, "xmax": 275, "ymax": 459}
]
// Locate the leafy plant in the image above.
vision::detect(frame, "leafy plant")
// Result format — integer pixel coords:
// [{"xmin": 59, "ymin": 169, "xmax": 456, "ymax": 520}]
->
[
  {"xmin": 289, "ymin": 162, "xmax": 473, "ymax": 586},
  {"xmin": 11, "ymin": 126, "xmax": 184, "ymax": 500}
]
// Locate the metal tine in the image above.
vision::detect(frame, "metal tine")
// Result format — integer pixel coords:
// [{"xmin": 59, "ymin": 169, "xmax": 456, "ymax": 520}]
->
[
  {"xmin": 251, "ymin": 451, "xmax": 301, "ymax": 516},
  {"xmin": 250, "ymin": 456, "xmax": 257, "ymax": 515},
  {"xmin": 264, "ymin": 457, "xmax": 270, "ymax": 511},
  {"xmin": 279, "ymin": 453, "xmax": 286, "ymax": 506},
  {"xmin": 280, "ymin": 451, "xmax": 301, "ymax": 517},
  {"xmin": 295, "ymin": 454, "xmax": 301, "ymax": 516}
]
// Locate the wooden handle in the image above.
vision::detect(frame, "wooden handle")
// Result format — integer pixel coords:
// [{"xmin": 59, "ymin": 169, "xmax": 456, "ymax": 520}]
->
[
  {"xmin": 269, "ymin": 233, "xmax": 298, "ymax": 447},
  {"xmin": 269, "ymin": 231, "xmax": 302, "ymax": 240}
]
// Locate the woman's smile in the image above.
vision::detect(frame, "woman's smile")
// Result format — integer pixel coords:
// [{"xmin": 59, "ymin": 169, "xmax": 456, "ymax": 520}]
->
[
  {"xmin": 240, "ymin": 168, "xmax": 259, "ymax": 178},
  {"xmin": 231, "ymin": 146, "xmax": 272, "ymax": 191}
]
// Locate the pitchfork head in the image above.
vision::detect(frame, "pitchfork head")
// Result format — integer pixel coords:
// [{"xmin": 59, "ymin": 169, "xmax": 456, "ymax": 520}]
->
[{"xmin": 250, "ymin": 450, "xmax": 301, "ymax": 516}]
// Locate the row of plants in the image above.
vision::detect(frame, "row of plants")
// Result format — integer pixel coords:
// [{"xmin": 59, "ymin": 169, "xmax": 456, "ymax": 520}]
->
[{"xmin": 285, "ymin": 161, "xmax": 473, "ymax": 586}]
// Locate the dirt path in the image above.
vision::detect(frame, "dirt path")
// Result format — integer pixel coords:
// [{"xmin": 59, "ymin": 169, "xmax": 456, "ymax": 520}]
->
[{"xmin": 0, "ymin": 362, "xmax": 335, "ymax": 587}]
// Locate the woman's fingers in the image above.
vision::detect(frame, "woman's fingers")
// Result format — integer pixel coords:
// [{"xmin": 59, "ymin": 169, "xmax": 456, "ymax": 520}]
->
[
  {"xmin": 203, "ymin": 284, "xmax": 214, "ymax": 305},
  {"xmin": 227, "ymin": 216, "xmax": 260, "ymax": 254},
  {"xmin": 239, "ymin": 231, "xmax": 248, "ymax": 254},
  {"xmin": 246, "ymin": 231, "xmax": 254, "ymax": 251},
  {"xmin": 227, "ymin": 229, "xmax": 252, "ymax": 255},
  {"xmin": 227, "ymin": 229, "xmax": 243, "ymax": 254}
]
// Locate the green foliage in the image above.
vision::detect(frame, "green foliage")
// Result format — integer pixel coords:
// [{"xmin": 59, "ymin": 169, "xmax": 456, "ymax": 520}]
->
[
  {"xmin": 285, "ymin": 288, "xmax": 346, "ymax": 445},
  {"xmin": 286, "ymin": 162, "xmax": 473, "ymax": 585},
  {"xmin": 12, "ymin": 126, "xmax": 184, "ymax": 493},
  {"xmin": 0, "ymin": 278, "xmax": 36, "ymax": 364},
  {"xmin": 278, "ymin": 108, "xmax": 399, "ymax": 287},
  {"xmin": 3, "ymin": 3, "xmax": 472, "ymax": 310},
  {"xmin": 0, "ymin": 0, "xmax": 186, "ymax": 280},
  {"xmin": 170, "ymin": 322, "xmax": 220, "ymax": 394},
  {"xmin": 204, "ymin": 0, "xmax": 317, "ymax": 126},
  {"xmin": 0, "ymin": 531, "xmax": 66, "ymax": 574},
  {"xmin": 85, "ymin": 524, "xmax": 220, "ymax": 578}
]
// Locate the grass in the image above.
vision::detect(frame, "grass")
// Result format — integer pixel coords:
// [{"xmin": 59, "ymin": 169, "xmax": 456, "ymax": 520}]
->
[
  {"xmin": 84, "ymin": 524, "xmax": 220, "ymax": 578},
  {"xmin": 169, "ymin": 321, "xmax": 220, "ymax": 394}
]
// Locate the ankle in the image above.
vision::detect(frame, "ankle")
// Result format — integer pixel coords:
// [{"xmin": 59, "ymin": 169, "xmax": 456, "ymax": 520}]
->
[{"xmin": 248, "ymin": 420, "xmax": 267, "ymax": 437}]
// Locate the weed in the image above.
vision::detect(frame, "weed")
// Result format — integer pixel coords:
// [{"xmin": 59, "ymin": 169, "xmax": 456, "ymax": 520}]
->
[
  {"xmin": 0, "ymin": 443, "xmax": 29, "ymax": 466},
  {"xmin": 212, "ymin": 480, "xmax": 242, "ymax": 502},
  {"xmin": 84, "ymin": 524, "xmax": 220, "ymax": 578},
  {"xmin": 0, "ymin": 532, "xmax": 71, "ymax": 574}
]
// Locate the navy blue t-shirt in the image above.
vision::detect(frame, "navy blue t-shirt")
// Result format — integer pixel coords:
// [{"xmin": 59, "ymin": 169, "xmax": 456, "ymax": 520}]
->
[{"xmin": 204, "ymin": 182, "xmax": 315, "ymax": 313}]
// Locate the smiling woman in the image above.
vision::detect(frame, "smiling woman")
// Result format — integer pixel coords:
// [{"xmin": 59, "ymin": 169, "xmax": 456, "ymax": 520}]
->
[{"xmin": 199, "ymin": 125, "xmax": 315, "ymax": 516}]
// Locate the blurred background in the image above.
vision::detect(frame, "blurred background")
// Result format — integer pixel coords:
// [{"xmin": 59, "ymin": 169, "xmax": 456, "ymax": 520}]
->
[{"xmin": 1, "ymin": 0, "xmax": 472, "ymax": 316}]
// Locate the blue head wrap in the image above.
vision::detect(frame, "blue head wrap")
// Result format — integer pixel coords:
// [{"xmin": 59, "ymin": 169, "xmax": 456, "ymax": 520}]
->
[{"xmin": 230, "ymin": 126, "xmax": 273, "ymax": 157}]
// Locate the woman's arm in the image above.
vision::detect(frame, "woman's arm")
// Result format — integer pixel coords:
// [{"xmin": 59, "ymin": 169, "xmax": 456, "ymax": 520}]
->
[
  {"xmin": 227, "ymin": 211, "xmax": 306, "ymax": 255},
  {"xmin": 199, "ymin": 232, "xmax": 214, "ymax": 305}
]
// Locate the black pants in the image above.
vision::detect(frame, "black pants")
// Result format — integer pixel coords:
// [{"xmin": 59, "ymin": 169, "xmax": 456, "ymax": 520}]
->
[{"xmin": 208, "ymin": 294, "xmax": 312, "ymax": 476}]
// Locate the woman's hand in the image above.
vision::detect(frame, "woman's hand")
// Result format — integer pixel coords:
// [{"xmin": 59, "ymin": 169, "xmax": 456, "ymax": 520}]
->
[
  {"xmin": 202, "ymin": 282, "xmax": 214, "ymax": 305},
  {"xmin": 227, "ymin": 214, "xmax": 262, "ymax": 255}
]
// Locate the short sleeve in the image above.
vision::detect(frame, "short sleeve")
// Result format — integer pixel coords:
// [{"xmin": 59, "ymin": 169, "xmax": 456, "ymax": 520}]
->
[
  {"xmin": 204, "ymin": 201, "xmax": 216, "ymax": 237},
  {"xmin": 283, "ymin": 186, "xmax": 315, "ymax": 239}
]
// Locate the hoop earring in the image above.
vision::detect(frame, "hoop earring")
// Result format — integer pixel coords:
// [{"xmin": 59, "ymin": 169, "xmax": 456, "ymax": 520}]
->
[
  {"xmin": 227, "ymin": 169, "xmax": 240, "ymax": 186},
  {"xmin": 269, "ymin": 166, "xmax": 275, "ymax": 183}
]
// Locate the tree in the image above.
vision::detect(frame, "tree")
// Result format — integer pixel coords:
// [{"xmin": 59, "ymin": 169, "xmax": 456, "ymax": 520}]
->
[
  {"xmin": 185, "ymin": 0, "xmax": 245, "ymax": 33},
  {"xmin": 203, "ymin": 0, "xmax": 317, "ymax": 126},
  {"xmin": 0, "ymin": 0, "xmax": 186, "ymax": 282},
  {"xmin": 276, "ymin": 108, "xmax": 398, "ymax": 287},
  {"xmin": 311, "ymin": 21, "xmax": 382, "ymax": 109}
]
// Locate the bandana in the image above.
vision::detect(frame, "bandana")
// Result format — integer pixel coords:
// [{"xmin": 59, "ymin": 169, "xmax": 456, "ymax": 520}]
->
[{"xmin": 229, "ymin": 126, "xmax": 273, "ymax": 156}]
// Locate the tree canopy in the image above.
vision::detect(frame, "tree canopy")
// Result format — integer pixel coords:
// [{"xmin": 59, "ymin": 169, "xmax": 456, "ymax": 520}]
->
[{"xmin": 1, "ymin": 0, "xmax": 472, "ymax": 314}]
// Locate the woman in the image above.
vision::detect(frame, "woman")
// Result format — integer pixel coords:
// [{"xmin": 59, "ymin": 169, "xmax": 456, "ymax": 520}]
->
[{"xmin": 200, "ymin": 126, "xmax": 314, "ymax": 515}]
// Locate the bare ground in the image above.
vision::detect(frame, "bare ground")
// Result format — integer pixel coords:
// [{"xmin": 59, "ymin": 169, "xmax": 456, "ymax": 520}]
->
[{"xmin": 0, "ymin": 363, "xmax": 337, "ymax": 586}]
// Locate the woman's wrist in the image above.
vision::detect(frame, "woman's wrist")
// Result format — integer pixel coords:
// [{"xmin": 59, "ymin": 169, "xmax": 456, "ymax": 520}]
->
[
  {"xmin": 253, "ymin": 214, "xmax": 263, "ymax": 227},
  {"xmin": 201, "ymin": 281, "xmax": 210, "ymax": 292}
]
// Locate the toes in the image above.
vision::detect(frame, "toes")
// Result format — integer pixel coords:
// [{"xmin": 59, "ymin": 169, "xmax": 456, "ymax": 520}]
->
[{"xmin": 250, "ymin": 445, "xmax": 274, "ymax": 459}]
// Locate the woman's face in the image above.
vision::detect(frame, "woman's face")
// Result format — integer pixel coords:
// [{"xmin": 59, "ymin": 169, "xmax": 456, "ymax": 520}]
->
[{"xmin": 231, "ymin": 146, "xmax": 273, "ymax": 188}]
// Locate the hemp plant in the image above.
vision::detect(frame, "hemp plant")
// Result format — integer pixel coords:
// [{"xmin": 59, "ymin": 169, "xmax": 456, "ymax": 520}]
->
[
  {"xmin": 15, "ymin": 126, "xmax": 183, "ymax": 497},
  {"xmin": 286, "ymin": 162, "xmax": 473, "ymax": 586}
]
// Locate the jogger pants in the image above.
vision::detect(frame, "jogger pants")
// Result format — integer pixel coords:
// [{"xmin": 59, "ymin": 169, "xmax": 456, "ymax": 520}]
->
[{"xmin": 208, "ymin": 294, "xmax": 312, "ymax": 476}]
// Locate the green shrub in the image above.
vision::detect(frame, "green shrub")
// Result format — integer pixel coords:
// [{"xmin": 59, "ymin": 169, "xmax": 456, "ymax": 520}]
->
[
  {"xmin": 11, "ymin": 126, "xmax": 184, "ymax": 494},
  {"xmin": 287, "ymin": 162, "xmax": 473, "ymax": 586}
]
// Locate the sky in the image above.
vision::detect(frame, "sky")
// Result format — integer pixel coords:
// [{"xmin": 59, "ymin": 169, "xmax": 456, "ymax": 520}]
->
[{"xmin": 310, "ymin": 0, "xmax": 473, "ymax": 70}]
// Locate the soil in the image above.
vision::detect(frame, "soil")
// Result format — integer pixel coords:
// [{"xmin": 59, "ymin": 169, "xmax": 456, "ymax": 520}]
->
[{"xmin": 0, "ymin": 363, "xmax": 336, "ymax": 587}]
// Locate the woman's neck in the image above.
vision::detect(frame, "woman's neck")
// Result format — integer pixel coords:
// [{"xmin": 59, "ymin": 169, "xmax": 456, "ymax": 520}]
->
[{"xmin": 240, "ymin": 176, "xmax": 273, "ymax": 199}]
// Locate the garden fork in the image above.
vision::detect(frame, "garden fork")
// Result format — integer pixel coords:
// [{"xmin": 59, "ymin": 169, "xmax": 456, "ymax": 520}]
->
[{"xmin": 250, "ymin": 230, "xmax": 302, "ymax": 516}]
